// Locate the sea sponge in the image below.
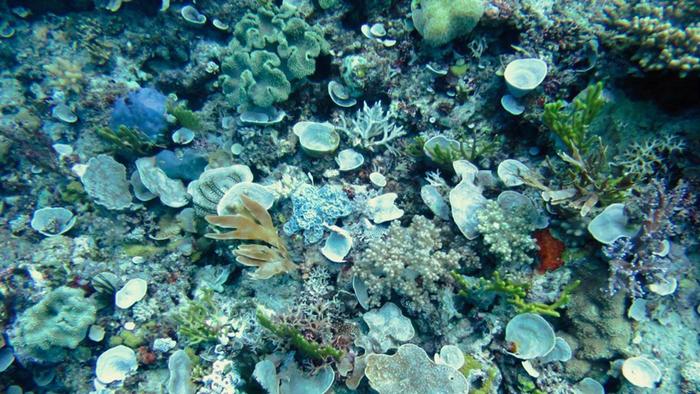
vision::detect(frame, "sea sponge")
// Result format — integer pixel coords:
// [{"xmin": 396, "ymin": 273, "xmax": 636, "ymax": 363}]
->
[
  {"xmin": 10, "ymin": 286, "xmax": 97, "ymax": 363},
  {"xmin": 411, "ymin": 0, "xmax": 484, "ymax": 46}
]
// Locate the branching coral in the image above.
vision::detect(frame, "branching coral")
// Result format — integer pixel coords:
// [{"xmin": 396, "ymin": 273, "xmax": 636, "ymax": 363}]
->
[
  {"xmin": 353, "ymin": 215, "xmax": 461, "ymax": 317},
  {"xmin": 336, "ymin": 101, "xmax": 406, "ymax": 154},
  {"xmin": 601, "ymin": 0, "xmax": 700, "ymax": 76},
  {"xmin": 206, "ymin": 195, "xmax": 297, "ymax": 279},
  {"xmin": 476, "ymin": 200, "xmax": 538, "ymax": 265},
  {"xmin": 613, "ymin": 134, "xmax": 685, "ymax": 180},
  {"xmin": 174, "ymin": 289, "xmax": 221, "ymax": 345}
]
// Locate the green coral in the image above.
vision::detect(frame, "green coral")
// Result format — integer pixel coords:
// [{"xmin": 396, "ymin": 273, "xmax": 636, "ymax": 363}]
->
[
  {"xmin": 168, "ymin": 103, "xmax": 203, "ymax": 131},
  {"xmin": 10, "ymin": 286, "xmax": 96, "ymax": 363},
  {"xmin": 174, "ymin": 290, "xmax": 221, "ymax": 345},
  {"xmin": 453, "ymin": 271, "xmax": 580, "ymax": 318},
  {"xmin": 459, "ymin": 354, "xmax": 499, "ymax": 394},
  {"xmin": 220, "ymin": 6, "xmax": 328, "ymax": 110},
  {"xmin": 256, "ymin": 308, "xmax": 343, "ymax": 361},
  {"xmin": 543, "ymin": 82, "xmax": 633, "ymax": 214},
  {"xmin": 411, "ymin": 0, "xmax": 484, "ymax": 46}
]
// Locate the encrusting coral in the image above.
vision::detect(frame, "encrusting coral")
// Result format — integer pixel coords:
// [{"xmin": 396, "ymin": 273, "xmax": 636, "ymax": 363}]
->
[{"xmin": 206, "ymin": 195, "xmax": 297, "ymax": 279}]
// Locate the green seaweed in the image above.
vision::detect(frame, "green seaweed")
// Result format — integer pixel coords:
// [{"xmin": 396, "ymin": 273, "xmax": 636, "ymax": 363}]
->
[
  {"xmin": 96, "ymin": 125, "xmax": 158, "ymax": 156},
  {"xmin": 459, "ymin": 354, "xmax": 497, "ymax": 394},
  {"xmin": 256, "ymin": 308, "xmax": 343, "ymax": 361},
  {"xmin": 174, "ymin": 290, "xmax": 221, "ymax": 345}
]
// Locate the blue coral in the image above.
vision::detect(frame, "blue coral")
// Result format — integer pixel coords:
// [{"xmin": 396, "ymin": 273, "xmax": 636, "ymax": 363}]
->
[{"xmin": 283, "ymin": 184, "xmax": 352, "ymax": 244}]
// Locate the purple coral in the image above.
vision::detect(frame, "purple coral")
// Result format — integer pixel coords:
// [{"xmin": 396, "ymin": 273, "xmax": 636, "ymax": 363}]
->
[{"xmin": 605, "ymin": 180, "xmax": 695, "ymax": 297}]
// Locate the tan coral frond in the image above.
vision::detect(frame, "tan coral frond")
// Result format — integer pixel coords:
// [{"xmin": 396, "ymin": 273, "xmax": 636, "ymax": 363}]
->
[{"xmin": 205, "ymin": 195, "xmax": 295, "ymax": 280}]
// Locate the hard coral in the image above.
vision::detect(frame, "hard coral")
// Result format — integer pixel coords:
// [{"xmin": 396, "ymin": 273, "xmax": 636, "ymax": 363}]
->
[
  {"xmin": 206, "ymin": 195, "xmax": 297, "ymax": 280},
  {"xmin": 411, "ymin": 0, "xmax": 484, "ymax": 46},
  {"xmin": 534, "ymin": 229, "xmax": 565, "ymax": 273}
]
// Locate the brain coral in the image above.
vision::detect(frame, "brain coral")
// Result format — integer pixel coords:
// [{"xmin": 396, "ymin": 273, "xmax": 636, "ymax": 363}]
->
[
  {"xmin": 10, "ymin": 286, "xmax": 96, "ymax": 363},
  {"xmin": 220, "ymin": 6, "xmax": 328, "ymax": 111}
]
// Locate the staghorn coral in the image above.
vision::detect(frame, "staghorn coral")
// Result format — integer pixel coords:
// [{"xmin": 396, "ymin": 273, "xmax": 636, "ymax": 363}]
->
[
  {"xmin": 206, "ymin": 195, "xmax": 297, "ymax": 280},
  {"xmin": 601, "ymin": 0, "xmax": 700, "ymax": 76},
  {"xmin": 353, "ymin": 215, "xmax": 461, "ymax": 317}
]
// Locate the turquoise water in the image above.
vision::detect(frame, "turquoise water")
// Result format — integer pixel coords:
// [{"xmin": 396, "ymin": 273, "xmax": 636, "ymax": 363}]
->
[{"xmin": 0, "ymin": 1, "xmax": 698, "ymax": 393}]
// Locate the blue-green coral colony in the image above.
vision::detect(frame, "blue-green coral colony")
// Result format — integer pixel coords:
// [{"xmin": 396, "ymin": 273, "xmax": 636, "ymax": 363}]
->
[{"xmin": 0, "ymin": 0, "xmax": 698, "ymax": 393}]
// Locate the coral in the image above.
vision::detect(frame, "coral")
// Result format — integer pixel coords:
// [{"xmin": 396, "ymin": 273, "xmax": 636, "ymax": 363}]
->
[
  {"xmin": 110, "ymin": 88, "xmax": 168, "ymax": 141},
  {"xmin": 411, "ymin": 0, "xmax": 484, "ymax": 46},
  {"xmin": 354, "ymin": 215, "xmax": 461, "ymax": 317},
  {"xmin": 42, "ymin": 57, "xmax": 85, "ymax": 96},
  {"xmin": 80, "ymin": 154, "xmax": 133, "ymax": 210},
  {"xmin": 541, "ymin": 82, "xmax": 632, "ymax": 215},
  {"xmin": 336, "ymin": 101, "xmax": 406, "ymax": 153},
  {"xmin": 10, "ymin": 286, "xmax": 96, "ymax": 363},
  {"xmin": 365, "ymin": 343, "xmax": 470, "ymax": 393},
  {"xmin": 282, "ymin": 184, "xmax": 352, "ymax": 244},
  {"xmin": 453, "ymin": 271, "xmax": 580, "ymax": 318},
  {"xmin": 174, "ymin": 289, "xmax": 221, "ymax": 345},
  {"xmin": 256, "ymin": 308, "xmax": 343, "ymax": 361},
  {"xmin": 95, "ymin": 125, "xmax": 158, "ymax": 156},
  {"xmin": 206, "ymin": 195, "xmax": 298, "ymax": 280},
  {"xmin": 476, "ymin": 200, "xmax": 537, "ymax": 266},
  {"xmin": 533, "ymin": 229, "xmax": 565, "ymax": 273},
  {"xmin": 604, "ymin": 180, "xmax": 695, "ymax": 296},
  {"xmin": 167, "ymin": 103, "xmax": 203, "ymax": 131},
  {"xmin": 220, "ymin": 6, "xmax": 328, "ymax": 110},
  {"xmin": 613, "ymin": 134, "xmax": 685, "ymax": 180},
  {"xmin": 601, "ymin": 0, "xmax": 700, "ymax": 76}
]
